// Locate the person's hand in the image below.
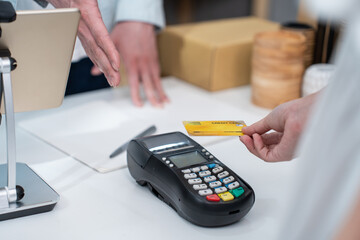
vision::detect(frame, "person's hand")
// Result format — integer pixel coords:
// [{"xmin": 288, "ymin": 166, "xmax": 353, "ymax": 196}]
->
[
  {"xmin": 47, "ymin": 0, "xmax": 121, "ymax": 86},
  {"xmin": 240, "ymin": 93, "xmax": 318, "ymax": 162},
  {"xmin": 92, "ymin": 21, "xmax": 169, "ymax": 107}
]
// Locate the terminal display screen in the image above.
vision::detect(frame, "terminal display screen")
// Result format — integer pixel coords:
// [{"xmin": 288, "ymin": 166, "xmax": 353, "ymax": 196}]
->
[{"xmin": 169, "ymin": 151, "xmax": 208, "ymax": 168}]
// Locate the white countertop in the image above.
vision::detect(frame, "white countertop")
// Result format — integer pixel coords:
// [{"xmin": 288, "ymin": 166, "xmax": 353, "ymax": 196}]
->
[{"xmin": 0, "ymin": 77, "xmax": 298, "ymax": 240}]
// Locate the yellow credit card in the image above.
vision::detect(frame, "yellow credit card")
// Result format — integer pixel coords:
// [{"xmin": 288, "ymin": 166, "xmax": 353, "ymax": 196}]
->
[{"xmin": 183, "ymin": 121, "xmax": 246, "ymax": 136}]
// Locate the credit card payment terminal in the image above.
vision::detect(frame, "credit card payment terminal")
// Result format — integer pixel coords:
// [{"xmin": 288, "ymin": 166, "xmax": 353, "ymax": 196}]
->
[{"xmin": 127, "ymin": 132, "xmax": 255, "ymax": 227}]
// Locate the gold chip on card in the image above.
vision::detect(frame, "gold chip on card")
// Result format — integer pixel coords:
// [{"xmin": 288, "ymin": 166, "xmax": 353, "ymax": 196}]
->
[{"xmin": 183, "ymin": 121, "xmax": 246, "ymax": 136}]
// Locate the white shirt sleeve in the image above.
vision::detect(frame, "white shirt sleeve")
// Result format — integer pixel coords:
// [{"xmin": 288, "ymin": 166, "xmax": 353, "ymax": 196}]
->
[
  {"xmin": 278, "ymin": 2, "xmax": 360, "ymax": 239},
  {"xmin": 114, "ymin": 0, "xmax": 165, "ymax": 29}
]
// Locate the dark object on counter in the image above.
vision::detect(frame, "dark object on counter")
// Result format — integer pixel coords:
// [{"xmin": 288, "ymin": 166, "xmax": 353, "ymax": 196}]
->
[
  {"xmin": 0, "ymin": 1, "xmax": 16, "ymax": 23},
  {"xmin": 314, "ymin": 20, "xmax": 341, "ymax": 64},
  {"xmin": 127, "ymin": 132, "xmax": 255, "ymax": 227},
  {"xmin": 109, "ymin": 125, "xmax": 157, "ymax": 158}
]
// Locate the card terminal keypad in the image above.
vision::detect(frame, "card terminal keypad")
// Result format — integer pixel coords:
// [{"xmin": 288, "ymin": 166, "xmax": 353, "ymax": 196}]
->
[{"xmin": 181, "ymin": 158, "xmax": 245, "ymax": 202}]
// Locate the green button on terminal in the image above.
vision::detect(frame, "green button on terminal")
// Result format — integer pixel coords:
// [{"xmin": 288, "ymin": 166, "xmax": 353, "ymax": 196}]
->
[{"xmin": 229, "ymin": 187, "xmax": 244, "ymax": 198}]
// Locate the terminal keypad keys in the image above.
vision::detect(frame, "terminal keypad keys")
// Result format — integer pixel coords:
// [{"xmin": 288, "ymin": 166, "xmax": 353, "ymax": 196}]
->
[{"xmin": 182, "ymin": 163, "xmax": 245, "ymax": 202}]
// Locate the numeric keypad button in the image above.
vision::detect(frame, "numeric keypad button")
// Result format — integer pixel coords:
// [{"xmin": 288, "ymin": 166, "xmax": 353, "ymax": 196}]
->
[
  {"xmin": 206, "ymin": 194, "xmax": 220, "ymax": 202},
  {"xmin": 198, "ymin": 189, "xmax": 213, "ymax": 196},
  {"xmin": 181, "ymin": 169, "xmax": 191, "ymax": 174},
  {"xmin": 209, "ymin": 181, "xmax": 222, "ymax": 188},
  {"xmin": 217, "ymin": 171, "xmax": 229, "ymax": 179},
  {"xmin": 204, "ymin": 175, "xmax": 216, "ymax": 182},
  {"xmin": 227, "ymin": 181, "xmax": 240, "ymax": 190},
  {"xmin": 193, "ymin": 184, "xmax": 207, "ymax": 190},
  {"xmin": 199, "ymin": 170, "xmax": 211, "ymax": 177},
  {"xmin": 218, "ymin": 192, "xmax": 234, "ymax": 202},
  {"xmin": 200, "ymin": 165, "xmax": 209, "ymax": 171},
  {"xmin": 188, "ymin": 178, "xmax": 202, "ymax": 184},
  {"xmin": 222, "ymin": 176, "xmax": 235, "ymax": 185},
  {"xmin": 191, "ymin": 167, "xmax": 201, "ymax": 172},
  {"xmin": 207, "ymin": 163, "xmax": 216, "ymax": 169},
  {"xmin": 214, "ymin": 187, "xmax": 227, "ymax": 194},
  {"xmin": 212, "ymin": 166, "xmax": 223, "ymax": 174},
  {"xmin": 184, "ymin": 173, "xmax": 197, "ymax": 179}
]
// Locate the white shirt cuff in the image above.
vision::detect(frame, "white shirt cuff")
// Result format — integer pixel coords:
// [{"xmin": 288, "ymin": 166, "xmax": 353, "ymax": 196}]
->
[{"xmin": 114, "ymin": 0, "xmax": 165, "ymax": 29}]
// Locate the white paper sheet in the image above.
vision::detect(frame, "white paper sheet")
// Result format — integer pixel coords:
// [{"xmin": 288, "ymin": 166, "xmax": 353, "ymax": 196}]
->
[{"xmin": 19, "ymin": 78, "xmax": 255, "ymax": 173}]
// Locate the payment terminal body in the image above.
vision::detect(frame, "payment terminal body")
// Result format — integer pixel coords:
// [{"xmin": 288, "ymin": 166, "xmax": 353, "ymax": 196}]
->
[{"xmin": 127, "ymin": 132, "xmax": 255, "ymax": 227}]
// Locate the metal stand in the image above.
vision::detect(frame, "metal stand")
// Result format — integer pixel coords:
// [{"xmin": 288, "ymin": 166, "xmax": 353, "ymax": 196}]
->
[
  {"xmin": 0, "ymin": 56, "xmax": 59, "ymax": 221},
  {"xmin": 0, "ymin": 2, "xmax": 59, "ymax": 221},
  {"xmin": 0, "ymin": 56, "xmax": 18, "ymax": 209}
]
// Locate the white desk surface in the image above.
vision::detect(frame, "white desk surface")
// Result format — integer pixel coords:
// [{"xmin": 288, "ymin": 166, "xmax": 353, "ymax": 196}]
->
[{"xmin": 0, "ymin": 77, "xmax": 298, "ymax": 240}]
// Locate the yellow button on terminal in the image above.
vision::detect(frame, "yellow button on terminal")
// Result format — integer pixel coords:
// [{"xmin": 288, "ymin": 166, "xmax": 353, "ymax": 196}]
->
[{"xmin": 218, "ymin": 192, "xmax": 234, "ymax": 201}]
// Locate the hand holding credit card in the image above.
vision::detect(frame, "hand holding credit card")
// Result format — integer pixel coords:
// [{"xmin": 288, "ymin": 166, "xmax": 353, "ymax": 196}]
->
[{"xmin": 183, "ymin": 121, "xmax": 246, "ymax": 136}]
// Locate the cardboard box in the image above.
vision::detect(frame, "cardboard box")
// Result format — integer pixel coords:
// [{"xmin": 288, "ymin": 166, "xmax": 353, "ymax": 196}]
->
[{"xmin": 158, "ymin": 17, "xmax": 280, "ymax": 91}]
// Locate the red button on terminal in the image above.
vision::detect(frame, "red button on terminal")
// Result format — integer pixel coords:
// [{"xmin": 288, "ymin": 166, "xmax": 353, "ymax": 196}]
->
[{"xmin": 206, "ymin": 194, "xmax": 220, "ymax": 202}]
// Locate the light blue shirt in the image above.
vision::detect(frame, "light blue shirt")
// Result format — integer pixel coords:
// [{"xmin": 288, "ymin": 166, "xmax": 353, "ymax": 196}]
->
[
  {"xmin": 5, "ymin": 0, "xmax": 165, "ymax": 31},
  {"xmin": 99, "ymin": 0, "xmax": 165, "ymax": 31},
  {"xmin": 6, "ymin": 0, "xmax": 165, "ymax": 62}
]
